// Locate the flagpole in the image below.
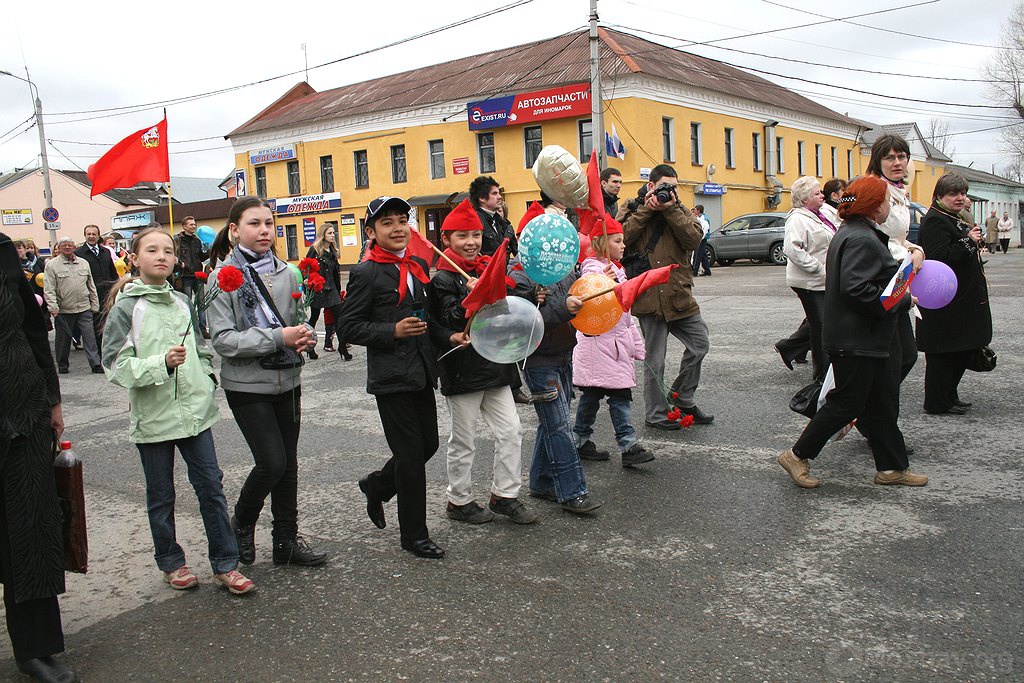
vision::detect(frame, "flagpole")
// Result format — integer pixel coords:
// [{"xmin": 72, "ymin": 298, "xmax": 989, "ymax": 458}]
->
[{"xmin": 164, "ymin": 109, "xmax": 175, "ymax": 236}]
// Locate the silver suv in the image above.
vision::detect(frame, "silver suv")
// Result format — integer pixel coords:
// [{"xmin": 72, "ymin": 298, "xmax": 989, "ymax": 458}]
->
[{"xmin": 706, "ymin": 211, "xmax": 788, "ymax": 266}]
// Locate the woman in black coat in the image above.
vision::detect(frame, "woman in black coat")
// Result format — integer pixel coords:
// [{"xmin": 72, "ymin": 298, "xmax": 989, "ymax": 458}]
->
[
  {"xmin": 0, "ymin": 233, "xmax": 77, "ymax": 681},
  {"xmin": 777, "ymin": 176, "xmax": 926, "ymax": 490},
  {"xmin": 915, "ymin": 173, "xmax": 991, "ymax": 415},
  {"xmin": 305, "ymin": 223, "xmax": 352, "ymax": 360}
]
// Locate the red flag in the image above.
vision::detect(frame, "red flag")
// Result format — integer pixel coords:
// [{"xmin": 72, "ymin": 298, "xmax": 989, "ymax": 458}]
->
[
  {"xmin": 586, "ymin": 150, "xmax": 604, "ymax": 217},
  {"xmin": 614, "ymin": 265, "xmax": 678, "ymax": 311},
  {"xmin": 406, "ymin": 225, "xmax": 438, "ymax": 267},
  {"xmin": 461, "ymin": 238, "xmax": 509, "ymax": 316},
  {"xmin": 87, "ymin": 118, "xmax": 170, "ymax": 197}
]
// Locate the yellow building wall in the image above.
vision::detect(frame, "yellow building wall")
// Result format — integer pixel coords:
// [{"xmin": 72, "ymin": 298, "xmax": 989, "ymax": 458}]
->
[{"xmin": 234, "ymin": 95, "xmax": 862, "ymax": 263}]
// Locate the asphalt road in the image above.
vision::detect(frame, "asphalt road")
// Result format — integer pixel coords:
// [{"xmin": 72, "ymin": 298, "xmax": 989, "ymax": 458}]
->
[{"xmin": 2, "ymin": 251, "xmax": 1021, "ymax": 682}]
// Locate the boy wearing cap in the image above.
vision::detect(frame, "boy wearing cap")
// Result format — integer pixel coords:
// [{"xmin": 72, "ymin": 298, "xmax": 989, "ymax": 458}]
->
[
  {"xmin": 427, "ymin": 200, "xmax": 538, "ymax": 526},
  {"xmin": 340, "ymin": 197, "xmax": 444, "ymax": 559}
]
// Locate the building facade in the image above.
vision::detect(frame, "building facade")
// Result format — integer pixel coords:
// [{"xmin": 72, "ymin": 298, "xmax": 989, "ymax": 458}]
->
[{"xmin": 227, "ymin": 29, "xmax": 868, "ymax": 264}]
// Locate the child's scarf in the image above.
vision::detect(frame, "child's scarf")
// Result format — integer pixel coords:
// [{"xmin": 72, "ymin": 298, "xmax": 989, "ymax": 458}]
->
[{"xmin": 365, "ymin": 243, "xmax": 428, "ymax": 303}]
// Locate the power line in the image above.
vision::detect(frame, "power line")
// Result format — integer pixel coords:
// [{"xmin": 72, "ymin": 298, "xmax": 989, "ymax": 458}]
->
[
  {"xmin": 609, "ymin": 23, "xmax": 1008, "ymax": 83},
  {"xmin": 41, "ymin": 0, "xmax": 536, "ymax": 124},
  {"xmin": 612, "ymin": 0, "xmax": 981, "ymax": 73},
  {"xmin": 762, "ymin": 0, "xmax": 1015, "ymax": 51},
  {"xmin": 0, "ymin": 114, "xmax": 34, "ymax": 141},
  {"xmin": 47, "ymin": 135, "xmax": 224, "ymax": 146}
]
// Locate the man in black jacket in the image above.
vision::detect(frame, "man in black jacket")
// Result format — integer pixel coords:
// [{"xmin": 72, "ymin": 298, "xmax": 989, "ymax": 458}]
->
[
  {"xmin": 470, "ymin": 175, "xmax": 517, "ymax": 257},
  {"xmin": 601, "ymin": 167, "xmax": 623, "ymax": 218},
  {"xmin": 341, "ymin": 196, "xmax": 444, "ymax": 559},
  {"xmin": 74, "ymin": 224, "xmax": 117, "ymax": 344},
  {"xmin": 174, "ymin": 216, "xmax": 209, "ymax": 332}
]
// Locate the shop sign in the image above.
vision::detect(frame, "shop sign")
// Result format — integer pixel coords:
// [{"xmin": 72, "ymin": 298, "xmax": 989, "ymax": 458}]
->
[
  {"xmin": 698, "ymin": 183, "xmax": 725, "ymax": 195},
  {"xmin": 340, "ymin": 214, "xmax": 358, "ymax": 246},
  {"xmin": 274, "ymin": 192, "xmax": 342, "ymax": 216},
  {"xmin": 111, "ymin": 210, "xmax": 155, "ymax": 230},
  {"xmin": 467, "ymin": 83, "xmax": 591, "ymax": 131},
  {"xmin": 452, "ymin": 157, "xmax": 470, "ymax": 175},
  {"xmin": 2, "ymin": 209, "xmax": 33, "ymax": 225},
  {"xmin": 235, "ymin": 169, "xmax": 247, "ymax": 196},
  {"xmin": 639, "ymin": 167, "xmax": 652, "ymax": 181},
  {"xmin": 303, "ymin": 218, "xmax": 317, "ymax": 246},
  {"xmin": 249, "ymin": 145, "xmax": 296, "ymax": 165}
]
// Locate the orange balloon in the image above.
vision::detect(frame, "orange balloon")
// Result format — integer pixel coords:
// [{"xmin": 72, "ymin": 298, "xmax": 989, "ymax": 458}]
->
[
  {"xmin": 34, "ymin": 272, "xmax": 44, "ymax": 287},
  {"xmin": 570, "ymin": 272, "xmax": 623, "ymax": 336}
]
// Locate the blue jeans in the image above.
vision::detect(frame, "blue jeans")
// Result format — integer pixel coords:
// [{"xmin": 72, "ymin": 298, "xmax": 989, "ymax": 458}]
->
[
  {"xmin": 523, "ymin": 364, "xmax": 588, "ymax": 502},
  {"xmin": 136, "ymin": 429, "xmax": 239, "ymax": 574},
  {"xmin": 573, "ymin": 388, "xmax": 638, "ymax": 453}
]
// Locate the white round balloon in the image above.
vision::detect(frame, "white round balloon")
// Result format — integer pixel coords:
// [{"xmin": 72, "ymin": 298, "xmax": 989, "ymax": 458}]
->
[
  {"xmin": 532, "ymin": 145, "xmax": 590, "ymax": 209},
  {"xmin": 470, "ymin": 297, "xmax": 544, "ymax": 364}
]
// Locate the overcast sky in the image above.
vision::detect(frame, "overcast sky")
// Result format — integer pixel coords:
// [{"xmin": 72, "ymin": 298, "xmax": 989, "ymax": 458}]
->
[{"xmin": 0, "ymin": 0, "xmax": 1016, "ymax": 183}]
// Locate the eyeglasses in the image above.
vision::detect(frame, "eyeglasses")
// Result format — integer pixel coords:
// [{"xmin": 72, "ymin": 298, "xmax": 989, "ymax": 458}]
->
[{"xmin": 882, "ymin": 154, "xmax": 909, "ymax": 163}]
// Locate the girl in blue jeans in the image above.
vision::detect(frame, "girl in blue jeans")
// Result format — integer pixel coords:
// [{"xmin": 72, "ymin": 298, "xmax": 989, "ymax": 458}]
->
[{"xmin": 102, "ymin": 227, "xmax": 254, "ymax": 595}]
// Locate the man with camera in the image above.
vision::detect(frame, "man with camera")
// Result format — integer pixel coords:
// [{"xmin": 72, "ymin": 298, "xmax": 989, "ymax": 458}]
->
[{"xmin": 621, "ymin": 164, "xmax": 713, "ymax": 430}]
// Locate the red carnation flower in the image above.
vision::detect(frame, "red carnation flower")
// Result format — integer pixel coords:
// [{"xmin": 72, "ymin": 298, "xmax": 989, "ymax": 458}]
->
[
  {"xmin": 679, "ymin": 414, "xmax": 695, "ymax": 428},
  {"xmin": 217, "ymin": 265, "xmax": 245, "ymax": 292},
  {"xmin": 667, "ymin": 407, "xmax": 682, "ymax": 421},
  {"xmin": 671, "ymin": 391, "xmax": 679, "ymax": 399},
  {"xmin": 307, "ymin": 273, "xmax": 326, "ymax": 292},
  {"xmin": 194, "ymin": 271, "xmax": 209, "ymax": 281},
  {"xmin": 291, "ymin": 291, "xmax": 302, "ymax": 300},
  {"xmin": 298, "ymin": 257, "xmax": 320, "ymax": 274}
]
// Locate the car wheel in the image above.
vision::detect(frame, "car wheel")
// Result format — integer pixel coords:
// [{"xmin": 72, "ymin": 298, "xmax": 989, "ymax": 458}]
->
[
  {"xmin": 769, "ymin": 242, "xmax": 787, "ymax": 265},
  {"xmin": 706, "ymin": 245, "xmax": 717, "ymax": 265}
]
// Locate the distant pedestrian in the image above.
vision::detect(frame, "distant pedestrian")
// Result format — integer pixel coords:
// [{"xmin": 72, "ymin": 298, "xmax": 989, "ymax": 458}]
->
[
  {"xmin": 601, "ymin": 167, "xmax": 623, "ymax": 217},
  {"xmin": 470, "ymin": 175, "xmax": 517, "ymax": 257},
  {"xmin": 174, "ymin": 216, "xmax": 210, "ymax": 334},
  {"xmin": 74, "ymin": 224, "xmax": 118, "ymax": 347},
  {"xmin": 691, "ymin": 204, "xmax": 712, "ymax": 276},
  {"xmin": 102, "ymin": 227, "xmax": 255, "ymax": 595},
  {"xmin": 984, "ymin": 210, "xmax": 1000, "ymax": 254},
  {"xmin": 304, "ymin": 223, "xmax": 350, "ymax": 360},
  {"xmin": 44, "ymin": 236, "xmax": 102, "ymax": 374},
  {"xmin": 998, "ymin": 212, "xmax": 1013, "ymax": 253}
]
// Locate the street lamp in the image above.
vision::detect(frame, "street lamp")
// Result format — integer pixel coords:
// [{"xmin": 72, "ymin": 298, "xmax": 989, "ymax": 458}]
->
[{"xmin": 1, "ymin": 69, "xmax": 56, "ymax": 248}]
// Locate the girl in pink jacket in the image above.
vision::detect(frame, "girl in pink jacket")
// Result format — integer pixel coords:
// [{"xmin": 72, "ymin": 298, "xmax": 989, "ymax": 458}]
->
[{"xmin": 572, "ymin": 216, "xmax": 656, "ymax": 467}]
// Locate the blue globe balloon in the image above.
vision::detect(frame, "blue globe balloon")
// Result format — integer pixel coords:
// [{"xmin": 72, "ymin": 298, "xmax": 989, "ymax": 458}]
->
[
  {"xmin": 196, "ymin": 225, "xmax": 217, "ymax": 247},
  {"xmin": 519, "ymin": 214, "xmax": 580, "ymax": 286}
]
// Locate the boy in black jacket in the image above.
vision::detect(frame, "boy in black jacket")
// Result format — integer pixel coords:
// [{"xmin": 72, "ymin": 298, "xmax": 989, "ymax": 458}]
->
[
  {"xmin": 340, "ymin": 197, "xmax": 444, "ymax": 559},
  {"xmin": 427, "ymin": 200, "xmax": 537, "ymax": 526}
]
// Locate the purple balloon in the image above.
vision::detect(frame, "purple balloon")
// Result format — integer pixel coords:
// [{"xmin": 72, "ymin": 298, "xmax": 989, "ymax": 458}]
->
[{"xmin": 910, "ymin": 259, "xmax": 957, "ymax": 309}]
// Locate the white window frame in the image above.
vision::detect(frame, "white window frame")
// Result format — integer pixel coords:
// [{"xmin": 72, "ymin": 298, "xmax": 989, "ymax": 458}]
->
[
  {"xmin": 797, "ymin": 141, "xmax": 805, "ymax": 176},
  {"xmin": 831, "ymin": 146, "xmax": 838, "ymax": 178},
  {"xmin": 428, "ymin": 139, "xmax": 445, "ymax": 180},
  {"xmin": 753, "ymin": 132, "xmax": 763, "ymax": 171},
  {"xmin": 662, "ymin": 117, "xmax": 675, "ymax": 162},
  {"xmin": 724, "ymin": 127, "xmax": 735, "ymax": 168},
  {"xmin": 776, "ymin": 137, "xmax": 785, "ymax": 174},
  {"xmin": 814, "ymin": 144, "xmax": 822, "ymax": 177}
]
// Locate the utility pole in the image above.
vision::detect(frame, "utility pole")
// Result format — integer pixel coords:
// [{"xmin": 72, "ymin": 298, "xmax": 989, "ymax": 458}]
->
[
  {"xmin": 589, "ymin": 0, "xmax": 604, "ymax": 170},
  {"xmin": 1, "ymin": 69, "xmax": 55, "ymax": 249}
]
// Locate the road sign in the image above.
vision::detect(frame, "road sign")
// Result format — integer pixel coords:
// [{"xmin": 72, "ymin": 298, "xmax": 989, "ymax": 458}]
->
[
  {"xmin": 42, "ymin": 207, "xmax": 59, "ymax": 222},
  {"xmin": 45, "ymin": 221, "xmax": 61, "ymax": 231}
]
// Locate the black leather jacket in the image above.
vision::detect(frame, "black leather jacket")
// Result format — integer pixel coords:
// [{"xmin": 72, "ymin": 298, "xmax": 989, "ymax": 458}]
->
[
  {"xmin": 427, "ymin": 269, "xmax": 516, "ymax": 396},
  {"xmin": 822, "ymin": 217, "xmax": 910, "ymax": 358},
  {"xmin": 340, "ymin": 257, "xmax": 437, "ymax": 395},
  {"xmin": 476, "ymin": 207, "xmax": 518, "ymax": 257}
]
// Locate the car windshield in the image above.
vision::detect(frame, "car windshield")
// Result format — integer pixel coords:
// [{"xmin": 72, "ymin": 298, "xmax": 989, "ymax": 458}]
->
[{"xmin": 722, "ymin": 217, "xmax": 753, "ymax": 232}]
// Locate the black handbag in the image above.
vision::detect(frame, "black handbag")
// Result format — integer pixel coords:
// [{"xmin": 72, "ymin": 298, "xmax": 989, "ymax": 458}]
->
[
  {"xmin": 247, "ymin": 265, "xmax": 306, "ymax": 371},
  {"xmin": 622, "ymin": 222, "xmax": 666, "ymax": 279},
  {"xmin": 789, "ymin": 380, "xmax": 822, "ymax": 418},
  {"xmin": 966, "ymin": 345, "xmax": 997, "ymax": 372}
]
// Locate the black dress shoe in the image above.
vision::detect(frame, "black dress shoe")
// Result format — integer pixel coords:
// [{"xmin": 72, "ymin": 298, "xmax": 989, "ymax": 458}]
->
[
  {"xmin": 793, "ymin": 357, "xmax": 809, "ymax": 364},
  {"xmin": 681, "ymin": 405, "xmax": 715, "ymax": 424},
  {"xmin": 307, "ymin": 348, "xmax": 319, "ymax": 360},
  {"xmin": 231, "ymin": 515, "xmax": 256, "ymax": 565},
  {"xmin": 91, "ymin": 365, "xmax": 104, "ymax": 374},
  {"xmin": 773, "ymin": 343, "xmax": 795, "ymax": 370},
  {"xmin": 273, "ymin": 536, "xmax": 327, "ymax": 566},
  {"xmin": 953, "ymin": 399, "xmax": 972, "ymax": 408},
  {"xmin": 17, "ymin": 656, "xmax": 78, "ymax": 683},
  {"xmin": 926, "ymin": 405, "xmax": 968, "ymax": 415},
  {"xmin": 401, "ymin": 538, "xmax": 445, "ymax": 559},
  {"xmin": 358, "ymin": 476, "xmax": 386, "ymax": 529}
]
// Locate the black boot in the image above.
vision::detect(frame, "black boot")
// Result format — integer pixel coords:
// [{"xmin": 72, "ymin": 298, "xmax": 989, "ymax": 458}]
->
[
  {"xmin": 273, "ymin": 536, "xmax": 327, "ymax": 566},
  {"xmin": 17, "ymin": 656, "xmax": 77, "ymax": 682},
  {"xmin": 340, "ymin": 342, "xmax": 353, "ymax": 361},
  {"xmin": 231, "ymin": 515, "xmax": 256, "ymax": 565},
  {"xmin": 323, "ymin": 324, "xmax": 335, "ymax": 352}
]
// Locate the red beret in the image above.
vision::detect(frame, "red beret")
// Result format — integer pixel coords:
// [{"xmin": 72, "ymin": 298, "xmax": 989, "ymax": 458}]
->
[
  {"xmin": 442, "ymin": 199, "xmax": 483, "ymax": 232},
  {"xmin": 517, "ymin": 201, "xmax": 546, "ymax": 235}
]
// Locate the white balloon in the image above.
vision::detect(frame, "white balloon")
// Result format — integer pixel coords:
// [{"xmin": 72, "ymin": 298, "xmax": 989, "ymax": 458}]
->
[
  {"xmin": 470, "ymin": 297, "xmax": 544, "ymax": 364},
  {"xmin": 532, "ymin": 145, "xmax": 590, "ymax": 209}
]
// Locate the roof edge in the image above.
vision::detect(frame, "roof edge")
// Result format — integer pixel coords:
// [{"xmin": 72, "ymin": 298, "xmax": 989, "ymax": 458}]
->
[
  {"xmin": 226, "ymin": 81, "xmax": 318, "ymax": 139},
  {"xmin": 599, "ymin": 27, "xmax": 642, "ymax": 73}
]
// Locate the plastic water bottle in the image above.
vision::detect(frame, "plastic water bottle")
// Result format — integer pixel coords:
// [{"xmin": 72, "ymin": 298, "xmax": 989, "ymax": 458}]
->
[{"xmin": 54, "ymin": 440, "xmax": 79, "ymax": 468}]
